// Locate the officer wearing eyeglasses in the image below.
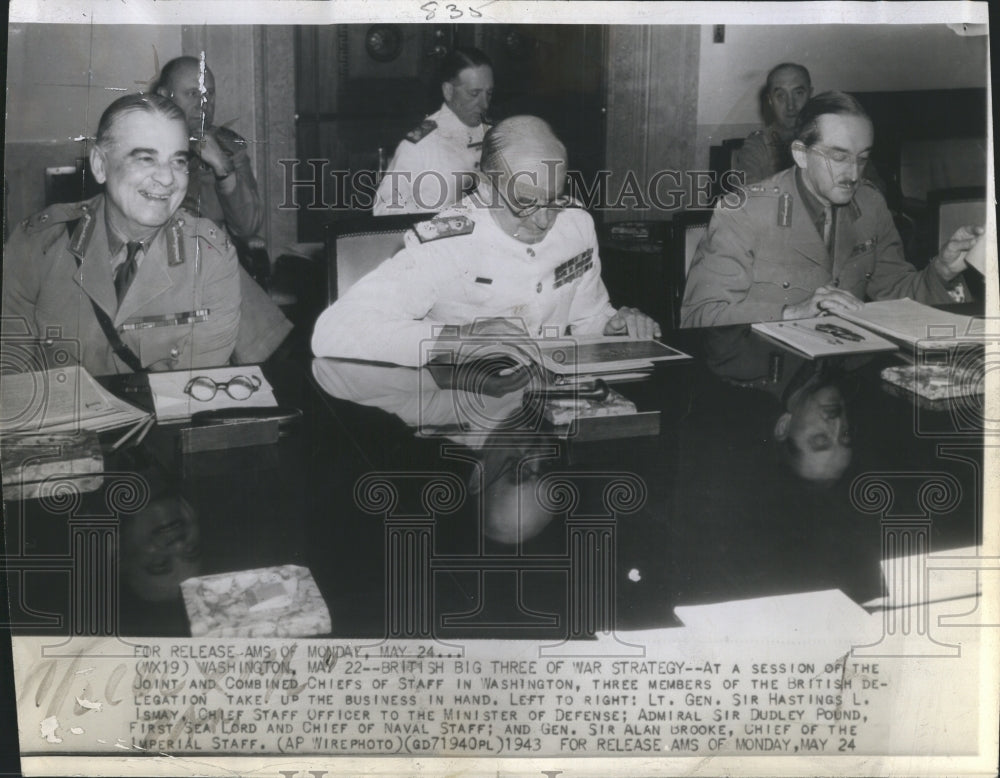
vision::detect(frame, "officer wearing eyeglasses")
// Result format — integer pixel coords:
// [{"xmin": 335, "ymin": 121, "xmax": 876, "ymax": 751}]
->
[
  {"xmin": 314, "ymin": 115, "xmax": 660, "ymax": 381},
  {"xmin": 682, "ymin": 91, "xmax": 983, "ymax": 328}
]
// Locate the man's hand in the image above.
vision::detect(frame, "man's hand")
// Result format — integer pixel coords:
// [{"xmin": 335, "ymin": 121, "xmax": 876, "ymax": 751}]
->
[
  {"xmin": 782, "ymin": 287, "xmax": 862, "ymax": 320},
  {"xmin": 934, "ymin": 224, "xmax": 985, "ymax": 281},
  {"xmin": 193, "ymin": 130, "xmax": 235, "ymax": 181},
  {"xmin": 603, "ymin": 307, "xmax": 661, "ymax": 339}
]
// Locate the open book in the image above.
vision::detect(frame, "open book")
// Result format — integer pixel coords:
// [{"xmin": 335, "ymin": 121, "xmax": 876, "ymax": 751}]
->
[
  {"xmin": 535, "ymin": 336, "xmax": 691, "ymax": 376},
  {"xmin": 0, "ymin": 365, "xmax": 150, "ymax": 435},
  {"xmin": 836, "ymin": 298, "xmax": 984, "ymax": 347},
  {"xmin": 752, "ymin": 316, "xmax": 898, "ymax": 359}
]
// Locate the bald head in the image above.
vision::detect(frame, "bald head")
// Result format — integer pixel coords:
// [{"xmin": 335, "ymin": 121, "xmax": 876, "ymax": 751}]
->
[
  {"xmin": 481, "ymin": 116, "xmax": 567, "ymax": 203},
  {"xmin": 156, "ymin": 55, "xmax": 216, "ymax": 135}
]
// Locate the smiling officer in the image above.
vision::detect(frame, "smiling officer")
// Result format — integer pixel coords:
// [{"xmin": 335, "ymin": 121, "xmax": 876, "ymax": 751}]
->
[
  {"xmin": 682, "ymin": 91, "xmax": 981, "ymax": 328},
  {"xmin": 3, "ymin": 93, "xmax": 241, "ymax": 375}
]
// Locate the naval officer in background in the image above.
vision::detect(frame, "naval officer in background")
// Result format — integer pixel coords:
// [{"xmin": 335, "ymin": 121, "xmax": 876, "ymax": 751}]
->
[{"xmin": 374, "ymin": 47, "xmax": 494, "ymax": 215}]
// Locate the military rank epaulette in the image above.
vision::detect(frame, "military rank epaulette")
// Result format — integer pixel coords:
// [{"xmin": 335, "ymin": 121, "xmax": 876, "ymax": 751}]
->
[
  {"xmin": 405, "ymin": 119, "xmax": 438, "ymax": 144},
  {"xmin": 22, "ymin": 200, "xmax": 87, "ymax": 233},
  {"xmin": 745, "ymin": 183, "xmax": 777, "ymax": 196},
  {"xmin": 413, "ymin": 215, "xmax": 475, "ymax": 243}
]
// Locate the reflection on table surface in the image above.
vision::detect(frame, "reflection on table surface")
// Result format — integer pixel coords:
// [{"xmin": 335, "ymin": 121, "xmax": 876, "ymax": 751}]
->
[{"xmin": 3, "ymin": 323, "xmax": 984, "ymax": 639}]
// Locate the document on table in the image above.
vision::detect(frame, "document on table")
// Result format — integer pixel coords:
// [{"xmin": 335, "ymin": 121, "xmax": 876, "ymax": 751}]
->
[
  {"xmin": 673, "ymin": 589, "xmax": 875, "ymax": 641},
  {"xmin": 837, "ymin": 298, "xmax": 984, "ymax": 345},
  {"xmin": 147, "ymin": 365, "xmax": 276, "ymax": 421},
  {"xmin": 752, "ymin": 316, "xmax": 898, "ymax": 359},
  {"xmin": 0, "ymin": 365, "xmax": 150, "ymax": 434}
]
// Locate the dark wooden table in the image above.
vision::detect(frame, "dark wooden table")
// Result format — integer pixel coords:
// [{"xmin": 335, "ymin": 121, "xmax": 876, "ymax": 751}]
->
[{"xmin": 4, "ymin": 323, "xmax": 983, "ymax": 640}]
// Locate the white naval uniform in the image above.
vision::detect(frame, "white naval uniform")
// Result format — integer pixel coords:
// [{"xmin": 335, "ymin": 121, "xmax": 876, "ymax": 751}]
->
[
  {"xmin": 373, "ymin": 104, "xmax": 488, "ymax": 215},
  {"xmin": 312, "ymin": 196, "xmax": 617, "ymax": 366}
]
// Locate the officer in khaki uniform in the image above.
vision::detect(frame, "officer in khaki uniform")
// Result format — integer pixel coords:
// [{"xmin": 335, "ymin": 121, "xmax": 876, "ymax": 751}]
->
[
  {"xmin": 155, "ymin": 55, "xmax": 291, "ymax": 365},
  {"xmin": 682, "ymin": 92, "xmax": 980, "ymax": 329},
  {"xmin": 736, "ymin": 64, "xmax": 812, "ymax": 186},
  {"xmin": 2, "ymin": 93, "xmax": 240, "ymax": 375}
]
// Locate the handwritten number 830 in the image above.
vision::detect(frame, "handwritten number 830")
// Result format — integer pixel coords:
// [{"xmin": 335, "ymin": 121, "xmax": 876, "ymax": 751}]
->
[{"xmin": 421, "ymin": 1, "xmax": 484, "ymax": 19}]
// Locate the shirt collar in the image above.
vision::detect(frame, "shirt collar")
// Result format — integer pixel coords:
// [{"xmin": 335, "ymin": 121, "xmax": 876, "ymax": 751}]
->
[
  {"xmin": 104, "ymin": 209, "xmax": 159, "ymax": 257},
  {"xmin": 794, "ymin": 167, "xmax": 831, "ymax": 237},
  {"xmin": 438, "ymin": 102, "xmax": 485, "ymax": 136}
]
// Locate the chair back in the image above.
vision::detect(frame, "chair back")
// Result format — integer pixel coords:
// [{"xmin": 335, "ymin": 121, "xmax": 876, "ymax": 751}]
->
[
  {"xmin": 898, "ymin": 139, "xmax": 986, "ymax": 202},
  {"xmin": 929, "ymin": 187, "xmax": 986, "ymax": 249},
  {"xmin": 324, "ymin": 215, "xmax": 431, "ymax": 305},
  {"xmin": 667, "ymin": 211, "xmax": 713, "ymax": 329}
]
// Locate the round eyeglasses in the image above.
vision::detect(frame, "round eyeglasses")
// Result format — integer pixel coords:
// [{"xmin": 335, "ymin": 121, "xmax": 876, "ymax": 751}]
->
[{"xmin": 183, "ymin": 374, "xmax": 262, "ymax": 402}]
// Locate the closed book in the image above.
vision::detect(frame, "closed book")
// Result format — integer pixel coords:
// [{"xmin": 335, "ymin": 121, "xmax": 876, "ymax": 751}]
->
[{"xmin": 181, "ymin": 565, "xmax": 331, "ymax": 638}]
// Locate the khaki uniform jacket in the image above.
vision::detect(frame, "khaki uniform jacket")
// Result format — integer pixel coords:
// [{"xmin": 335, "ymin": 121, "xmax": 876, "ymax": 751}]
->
[
  {"xmin": 2, "ymin": 195, "xmax": 241, "ymax": 375},
  {"xmin": 681, "ymin": 168, "xmax": 958, "ymax": 328},
  {"xmin": 184, "ymin": 125, "xmax": 264, "ymax": 241},
  {"xmin": 180, "ymin": 126, "xmax": 291, "ymax": 365},
  {"xmin": 736, "ymin": 126, "xmax": 791, "ymax": 186}
]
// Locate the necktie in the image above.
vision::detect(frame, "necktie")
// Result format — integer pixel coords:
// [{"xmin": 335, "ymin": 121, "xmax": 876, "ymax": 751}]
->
[
  {"xmin": 822, "ymin": 207, "xmax": 834, "ymax": 253},
  {"xmin": 115, "ymin": 241, "xmax": 141, "ymax": 304}
]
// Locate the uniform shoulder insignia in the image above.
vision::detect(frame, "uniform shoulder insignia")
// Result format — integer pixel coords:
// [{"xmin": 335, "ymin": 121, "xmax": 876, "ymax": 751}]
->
[
  {"xmin": 23, "ymin": 201, "xmax": 87, "ymax": 233},
  {"xmin": 746, "ymin": 183, "xmax": 771, "ymax": 195},
  {"xmin": 412, "ymin": 214, "xmax": 474, "ymax": 243},
  {"xmin": 405, "ymin": 119, "xmax": 438, "ymax": 144},
  {"xmin": 747, "ymin": 129, "xmax": 764, "ymax": 138}
]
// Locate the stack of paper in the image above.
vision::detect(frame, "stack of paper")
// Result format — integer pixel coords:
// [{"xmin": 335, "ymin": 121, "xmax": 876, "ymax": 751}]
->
[
  {"xmin": 0, "ymin": 366, "xmax": 150, "ymax": 434},
  {"xmin": 837, "ymin": 298, "xmax": 984, "ymax": 346},
  {"xmin": 147, "ymin": 365, "xmax": 276, "ymax": 422}
]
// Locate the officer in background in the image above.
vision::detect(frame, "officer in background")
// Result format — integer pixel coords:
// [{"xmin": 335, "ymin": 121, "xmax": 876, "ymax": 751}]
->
[
  {"xmin": 155, "ymin": 55, "xmax": 291, "ymax": 364},
  {"xmin": 155, "ymin": 56, "xmax": 263, "ymax": 241},
  {"xmin": 681, "ymin": 91, "xmax": 981, "ymax": 328},
  {"xmin": 373, "ymin": 47, "xmax": 494, "ymax": 215},
  {"xmin": 315, "ymin": 115, "xmax": 659, "ymax": 373},
  {"xmin": 2, "ymin": 93, "xmax": 241, "ymax": 375},
  {"xmin": 736, "ymin": 63, "xmax": 813, "ymax": 185}
]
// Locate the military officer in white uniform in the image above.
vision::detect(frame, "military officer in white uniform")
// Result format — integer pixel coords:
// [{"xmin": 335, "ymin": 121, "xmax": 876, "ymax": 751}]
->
[
  {"xmin": 373, "ymin": 47, "xmax": 494, "ymax": 216},
  {"xmin": 3, "ymin": 93, "xmax": 241, "ymax": 375},
  {"xmin": 315, "ymin": 116, "xmax": 659, "ymax": 373}
]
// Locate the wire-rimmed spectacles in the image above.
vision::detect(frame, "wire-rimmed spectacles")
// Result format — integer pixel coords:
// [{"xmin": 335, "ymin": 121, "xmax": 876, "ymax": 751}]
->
[{"xmin": 184, "ymin": 374, "xmax": 262, "ymax": 402}]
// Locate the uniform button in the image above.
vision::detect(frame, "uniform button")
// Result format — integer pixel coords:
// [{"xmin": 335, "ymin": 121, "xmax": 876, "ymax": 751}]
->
[
  {"xmin": 833, "ymin": 278, "xmax": 840, "ymax": 287},
  {"xmin": 527, "ymin": 248, "xmax": 535, "ymax": 257},
  {"xmin": 39, "ymin": 214, "xmax": 49, "ymax": 222},
  {"xmin": 176, "ymin": 219, "xmax": 185, "ymax": 227},
  {"xmin": 865, "ymin": 272, "xmax": 873, "ymax": 279},
  {"xmin": 536, "ymin": 282, "xmax": 543, "ymax": 294},
  {"xmin": 169, "ymin": 347, "xmax": 180, "ymax": 358},
  {"xmin": 781, "ymin": 281, "xmax": 790, "ymax": 289}
]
